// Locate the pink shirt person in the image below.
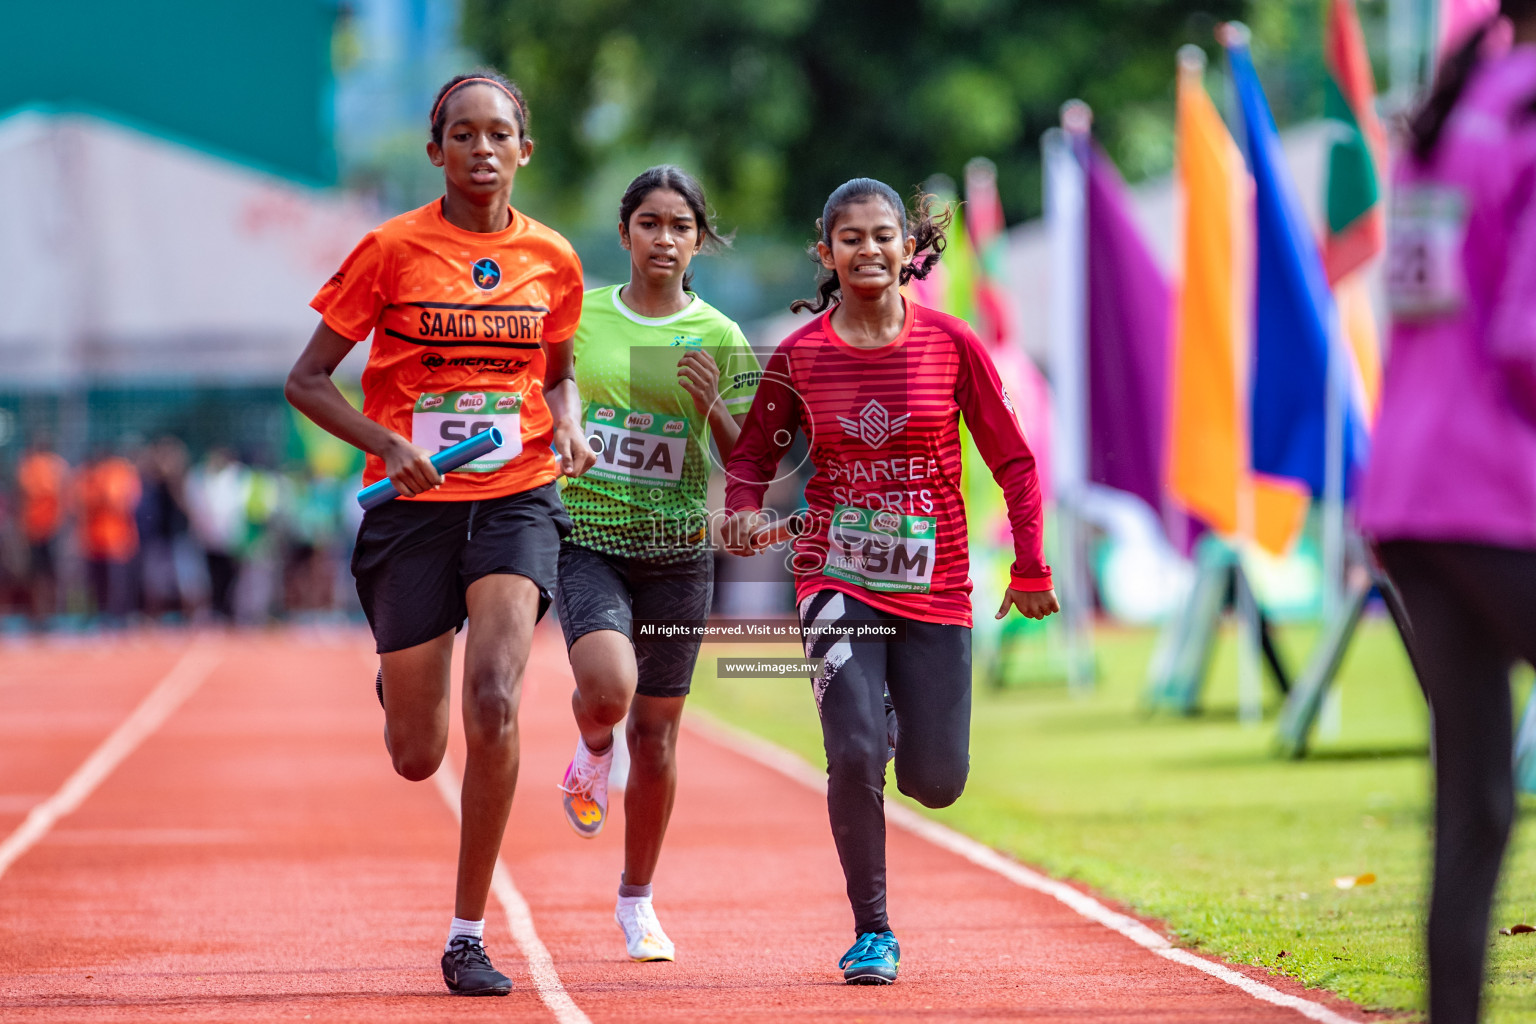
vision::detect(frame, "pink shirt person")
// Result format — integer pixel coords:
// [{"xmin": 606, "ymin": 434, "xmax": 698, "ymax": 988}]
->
[{"xmin": 1359, "ymin": 45, "xmax": 1536, "ymax": 545}]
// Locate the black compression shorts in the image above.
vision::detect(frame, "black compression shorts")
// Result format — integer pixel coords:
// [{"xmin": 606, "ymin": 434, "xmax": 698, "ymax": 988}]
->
[
  {"xmin": 351, "ymin": 482, "xmax": 571, "ymax": 654},
  {"xmin": 555, "ymin": 542, "xmax": 712, "ymax": 698}
]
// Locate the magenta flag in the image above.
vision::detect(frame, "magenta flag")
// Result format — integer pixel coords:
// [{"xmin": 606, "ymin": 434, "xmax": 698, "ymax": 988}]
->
[{"xmin": 1085, "ymin": 146, "xmax": 1174, "ymax": 522}]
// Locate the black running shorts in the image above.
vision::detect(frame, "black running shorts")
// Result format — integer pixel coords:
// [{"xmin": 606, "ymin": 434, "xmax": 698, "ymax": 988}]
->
[
  {"xmin": 555, "ymin": 542, "xmax": 712, "ymax": 698},
  {"xmin": 351, "ymin": 482, "xmax": 571, "ymax": 654}
]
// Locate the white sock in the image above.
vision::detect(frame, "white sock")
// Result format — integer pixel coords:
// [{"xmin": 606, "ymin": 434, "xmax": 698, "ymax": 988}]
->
[{"xmin": 446, "ymin": 917, "xmax": 485, "ymax": 951}]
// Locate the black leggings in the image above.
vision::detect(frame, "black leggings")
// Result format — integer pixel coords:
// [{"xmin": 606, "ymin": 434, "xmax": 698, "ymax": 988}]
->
[
  {"xmin": 799, "ymin": 589, "xmax": 972, "ymax": 936},
  {"xmin": 1376, "ymin": 540, "xmax": 1536, "ymax": 1024}
]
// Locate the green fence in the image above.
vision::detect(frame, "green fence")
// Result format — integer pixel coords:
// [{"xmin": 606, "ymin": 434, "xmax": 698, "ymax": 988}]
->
[{"xmin": 0, "ymin": 385, "xmax": 304, "ymax": 475}]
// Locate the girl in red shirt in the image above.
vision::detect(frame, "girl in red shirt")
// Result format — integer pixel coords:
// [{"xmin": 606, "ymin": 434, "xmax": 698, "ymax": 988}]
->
[{"xmin": 723, "ymin": 178, "xmax": 1057, "ymax": 984}]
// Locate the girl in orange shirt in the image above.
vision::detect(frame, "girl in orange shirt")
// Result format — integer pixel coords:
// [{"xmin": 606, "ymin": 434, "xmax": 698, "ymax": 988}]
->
[{"xmin": 286, "ymin": 69, "xmax": 595, "ymax": 997}]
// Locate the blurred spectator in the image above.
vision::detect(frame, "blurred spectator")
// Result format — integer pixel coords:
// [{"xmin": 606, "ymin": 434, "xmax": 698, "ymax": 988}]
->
[
  {"xmin": 233, "ymin": 458, "xmax": 283, "ymax": 624},
  {"xmin": 283, "ymin": 467, "xmax": 345, "ymax": 616},
  {"xmin": 77, "ymin": 448, "xmax": 141, "ymax": 622},
  {"xmin": 137, "ymin": 437, "xmax": 193, "ymax": 620},
  {"xmin": 1361, "ymin": 4, "xmax": 1536, "ymax": 1021},
  {"xmin": 17, "ymin": 439, "xmax": 70, "ymax": 622},
  {"xmin": 5, "ymin": 436, "xmax": 369, "ymax": 627},
  {"xmin": 0, "ymin": 488, "xmax": 23, "ymax": 618},
  {"xmin": 185, "ymin": 448, "xmax": 250, "ymax": 622}
]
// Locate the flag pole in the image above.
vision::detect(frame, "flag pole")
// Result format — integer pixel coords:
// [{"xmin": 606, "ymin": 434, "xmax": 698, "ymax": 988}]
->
[
  {"xmin": 1043, "ymin": 100, "xmax": 1094, "ymax": 696},
  {"xmin": 1216, "ymin": 22, "xmax": 1265, "ymax": 726}
]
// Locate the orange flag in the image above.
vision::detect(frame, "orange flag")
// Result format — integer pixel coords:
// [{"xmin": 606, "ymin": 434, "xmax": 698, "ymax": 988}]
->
[{"xmin": 1166, "ymin": 48, "xmax": 1309, "ymax": 555}]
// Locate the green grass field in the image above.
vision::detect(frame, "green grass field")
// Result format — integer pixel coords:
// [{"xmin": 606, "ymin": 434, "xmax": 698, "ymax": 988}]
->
[{"xmin": 688, "ymin": 617, "xmax": 1536, "ymax": 1021}]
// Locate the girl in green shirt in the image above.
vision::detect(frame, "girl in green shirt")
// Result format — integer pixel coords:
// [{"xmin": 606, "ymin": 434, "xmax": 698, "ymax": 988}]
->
[{"xmin": 554, "ymin": 165, "xmax": 759, "ymax": 961}]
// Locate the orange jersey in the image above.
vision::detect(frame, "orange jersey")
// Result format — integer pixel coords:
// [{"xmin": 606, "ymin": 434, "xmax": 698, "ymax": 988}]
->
[
  {"xmin": 77, "ymin": 457, "xmax": 140, "ymax": 562},
  {"xmin": 311, "ymin": 200, "xmax": 583, "ymax": 501},
  {"xmin": 18, "ymin": 451, "xmax": 69, "ymax": 542}
]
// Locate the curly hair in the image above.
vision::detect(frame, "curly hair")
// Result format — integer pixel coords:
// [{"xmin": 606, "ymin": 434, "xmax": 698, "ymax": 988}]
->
[{"xmin": 790, "ymin": 178, "xmax": 950, "ymax": 315}]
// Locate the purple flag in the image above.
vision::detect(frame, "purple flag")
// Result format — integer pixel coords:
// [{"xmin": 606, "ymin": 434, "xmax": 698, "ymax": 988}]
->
[{"xmin": 1086, "ymin": 146, "xmax": 1173, "ymax": 520}]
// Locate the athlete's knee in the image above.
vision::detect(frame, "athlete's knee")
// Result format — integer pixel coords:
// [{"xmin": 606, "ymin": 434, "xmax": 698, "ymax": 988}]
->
[
  {"xmin": 463, "ymin": 675, "xmax": 519, "ymax": 747},
  {"xmin": 1460, "ymin": 784, "xmax": 1517, "ymax": 852},
  {"xmin": 574, "ymin": 675, "xmax": 631, "ymax": 728},
  {"xmin": 896, "ymin": 762, "xmax": 968, "ymax": 808},
  {"xmin": 824, "ymin": 735, "xmax": 886, "ymax": 785},
  {"xmin": 626, "ymin": 713, "xmax": 679, "ymax": 772},
  {"xmin": 389, "ymin": 739, "xmax": 446, "ymax": 782}
]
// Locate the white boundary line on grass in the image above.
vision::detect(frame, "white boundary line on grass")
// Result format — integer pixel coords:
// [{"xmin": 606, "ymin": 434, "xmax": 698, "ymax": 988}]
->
[
  {"xmin": 0, "ymin": 642, "xmax": 223, "ymax": 883},
  {"xmin": 687, "ymin": 709, "xmax": 1363, "ymax": 1024},
  {"xmin": 432, "ymin": 763, "xmax": 591, "ymax": 1024}
]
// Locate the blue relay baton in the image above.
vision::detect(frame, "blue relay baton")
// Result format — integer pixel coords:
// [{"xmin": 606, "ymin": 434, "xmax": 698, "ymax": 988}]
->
[{"xmin": 355, "ymin": 427, "xmax": 505, "ymax": 510}]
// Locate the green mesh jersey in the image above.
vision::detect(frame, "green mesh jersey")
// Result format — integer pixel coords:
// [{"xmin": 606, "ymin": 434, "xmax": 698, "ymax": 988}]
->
[{"xmin": 562, "ymin": 285, "xmax": 760, "ymax": 561}]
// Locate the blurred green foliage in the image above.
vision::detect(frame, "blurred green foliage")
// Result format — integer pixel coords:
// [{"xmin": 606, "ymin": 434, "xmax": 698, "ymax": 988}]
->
[
  {"xmin": 461, "ymin": 0, "xmax": 1397, "ymax": 239},
  {"xmin": 465, "ymin": 0, "xmax": 1249, "ymax": 233}
]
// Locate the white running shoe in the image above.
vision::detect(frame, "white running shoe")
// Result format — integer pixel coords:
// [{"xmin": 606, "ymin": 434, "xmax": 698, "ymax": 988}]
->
[
  {"xmin": 615, "ymin": 894, "xmax": 676, "ymax": 962},
  {"xmin": 559, "ymin": 737, "xmax": 613, "ymax": 838}
]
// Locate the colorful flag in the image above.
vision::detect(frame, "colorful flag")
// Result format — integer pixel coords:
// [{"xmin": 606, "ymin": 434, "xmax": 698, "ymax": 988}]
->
[
  {"xmin": 965, "ymin": 158, "xmax": 1014, "ymax": 349},
  {"xmin": 1166, "ymin": 49, "xmax": 1310, "ymax": 555},
  {"xmin": 1324, "ymin": 0, "xmax": 1386, "ymax": 418},
  {"xmin": 963, "ymin": 158, "xmax": 1054, "ymax": 503},
  {"xmin": 1225, "ymin": 32, "xmax": 1369, "ymax": 500},
  {"xmin": 1085, "ymin": 145, "xmax": 1171, "ymax": 520},
  {"xmin": 1323, "ymin": 0, "xmax": 1387, "ymax": 283}
]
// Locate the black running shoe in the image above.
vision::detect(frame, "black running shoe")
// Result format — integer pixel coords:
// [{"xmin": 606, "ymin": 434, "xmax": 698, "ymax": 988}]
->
[
  {"xmin": 441, "ymin": 936, "xmax": 513, "ymax": 996},
  {"xmin": 376, "ymin": 668, "xmax": 384, "ymax": 709}
]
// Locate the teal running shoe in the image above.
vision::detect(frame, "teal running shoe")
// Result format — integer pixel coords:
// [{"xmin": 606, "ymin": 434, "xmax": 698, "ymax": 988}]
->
[{"xmin": 839, "ymin": 930, "xmax": 900, "ymax": 984}]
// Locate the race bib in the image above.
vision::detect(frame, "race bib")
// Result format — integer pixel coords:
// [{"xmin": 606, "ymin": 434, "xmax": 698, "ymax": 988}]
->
[
  {"xmin": 822, "ymin": 505, "xmax": 937, "ymax": 594},
  {"xmin": 1386, "ymin": 185, "xmax": 1469, "ymax": 320},
  {"xmin": 411, "ymin": 391, "xmax": 523, "ymax": 472},
  {"xmin": 584, "ymin": 404, "xmax": 689, "ymax": 488}
]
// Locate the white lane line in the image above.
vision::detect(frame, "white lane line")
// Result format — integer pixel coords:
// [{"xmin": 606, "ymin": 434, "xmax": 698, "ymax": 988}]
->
[
  {"xmin": 0, "ymin": 643, "xmax": 223, "ymax": 884},
  {"xmin": 432, "ymin": 762, "xmax": 591, "ymax": 1024},
  {"xmin": 686, "ymin": 709, "xmax": 1365, "ymax": 1024}
]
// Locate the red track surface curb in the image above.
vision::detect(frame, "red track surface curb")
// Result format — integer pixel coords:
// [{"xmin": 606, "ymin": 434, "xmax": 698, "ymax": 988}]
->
[{"xmin": 0, "ymin": 628, "xmax": 1391, "ymax": 1022}]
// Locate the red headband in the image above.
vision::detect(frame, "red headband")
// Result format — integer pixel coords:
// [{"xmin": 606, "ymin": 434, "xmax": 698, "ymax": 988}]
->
[{"xmin": 431, "ymin": 77, "xmax": 526, "ymax": 128}]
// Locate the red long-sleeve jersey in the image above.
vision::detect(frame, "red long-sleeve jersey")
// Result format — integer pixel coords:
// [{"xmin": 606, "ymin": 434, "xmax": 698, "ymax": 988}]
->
[{"xmin": 724, "ymin": 301, "xmax": 1052, "ymax": 627}]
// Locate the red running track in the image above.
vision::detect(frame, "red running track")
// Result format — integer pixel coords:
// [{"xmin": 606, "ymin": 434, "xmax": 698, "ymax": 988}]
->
[{"xmin": 0, "ymin": 627, "xmax": 1385, "ymax": 1023}]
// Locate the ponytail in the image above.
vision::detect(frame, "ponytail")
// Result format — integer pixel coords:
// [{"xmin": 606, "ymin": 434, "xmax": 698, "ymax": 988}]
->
[{"xmin": 1405, "ymin": 19, "xmax": 1496, "ymax": 161}]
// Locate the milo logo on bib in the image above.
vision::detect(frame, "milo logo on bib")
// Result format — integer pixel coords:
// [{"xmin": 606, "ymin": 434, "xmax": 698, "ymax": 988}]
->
[
  {"xmin": 411, "ymin": 390, "xmax": 523, "ymax": 472},
  {"xmin": 823, "ymin": 504, "xmax": 938, "ymax": 594},
  {"xmin": 584, "ymin": 402, "xmax": 688, "ymax": 488}
]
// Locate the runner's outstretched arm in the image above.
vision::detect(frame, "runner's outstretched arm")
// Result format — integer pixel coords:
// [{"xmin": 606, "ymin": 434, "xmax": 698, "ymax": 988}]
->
[
  {"xmin": 721, "ymin": 347, "xmax": 797, "ymax": 554},
  {"xmin": 1491, "ymin": 191, "xmax": 1536, "ymax": 421},
  {"xmin": 952, "ymin": 325, "xmax": 1059, "ymax": 621},
  {"xmin": 284, "ymin": 321, "xmax": 441, "ymax": 497}
]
